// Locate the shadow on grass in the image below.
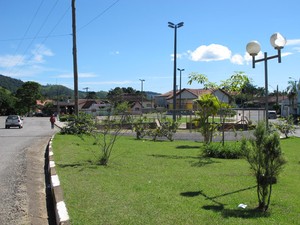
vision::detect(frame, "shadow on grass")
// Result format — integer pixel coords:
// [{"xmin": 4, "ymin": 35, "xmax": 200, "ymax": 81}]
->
[
  {"xmin": 56, "ymin": 160, "xmax": 100, "ymax": 169},
  {"xmin": 190, "ymin": 156, "xmax": 219, "ymax": 167},
  {"xmin": 149, "ymin": 153, "xmax": 218, "ymax": 167},
  {"xmin": 208, "ymin": 185, "xmax": 257, "ymax": 200},
  {"xmin": 181, "ymin": 186, "xmax": 269, "ymax": 218},
  {"xmin": 149, "ymin": 154, "xmax": 199, "ymax": 160},
  {"xmin": 221, "ymin": 208, "xmax": 270, "ymax": 218},
  {"xmin": 176, "ymin": 145, "xmax": 200, "ymax": 149}
]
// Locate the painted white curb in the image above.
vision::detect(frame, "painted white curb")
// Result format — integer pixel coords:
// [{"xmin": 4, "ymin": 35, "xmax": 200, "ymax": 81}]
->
[
  {"xmin": 57, "ymin": 201, "xmax": 70, "ymax": 222},
  {"xmin": 51, "ymin": 174, "xmax": 60, "ymax": 187},
  {"xmin": 47, "ymin": 135, "xmax": 70, "ymax": 224}
]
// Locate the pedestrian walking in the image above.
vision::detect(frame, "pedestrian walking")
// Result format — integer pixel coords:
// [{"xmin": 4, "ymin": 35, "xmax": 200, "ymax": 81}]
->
[{"xmin": 50, "ymin": 114, "xmax": 56, "ymax": 129}]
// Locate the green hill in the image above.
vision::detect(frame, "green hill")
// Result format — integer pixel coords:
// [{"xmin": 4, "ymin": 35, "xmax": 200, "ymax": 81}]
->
[
  {"xmin": 0, "ymin": 74, "xmax": 160, "ymax": 100},
  {"xmin": 0, "ymin": 74, "xmax": 107, "ymax": 99},
  {"xmin": 0, "ymin": 74, "xmax": 24, "ymax": 93}
]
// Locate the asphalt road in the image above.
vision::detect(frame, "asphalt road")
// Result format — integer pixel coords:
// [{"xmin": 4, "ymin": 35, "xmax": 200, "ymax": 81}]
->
[{"xmin": 0, "ymin": 116, "xmax": 58, "ymax": 225}]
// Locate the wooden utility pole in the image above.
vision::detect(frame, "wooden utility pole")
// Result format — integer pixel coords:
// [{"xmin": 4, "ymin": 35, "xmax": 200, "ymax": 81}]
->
[{"xmin": 72, "ymin": 0, "xmax": 79, "ymax": 116}]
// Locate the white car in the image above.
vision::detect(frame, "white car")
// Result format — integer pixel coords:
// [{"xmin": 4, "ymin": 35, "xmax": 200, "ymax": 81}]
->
[
  {"xmin": 5, "ymin": 115, "xmax": 23, "ymax": 129},
  {"xmin": 268, "ymin": 111, "xmax": 277, "ymax": 119}
]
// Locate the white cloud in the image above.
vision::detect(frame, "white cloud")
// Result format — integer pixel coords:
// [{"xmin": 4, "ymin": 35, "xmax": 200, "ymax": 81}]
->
[
  {"xmin": 79, "ymin": 73, "xmax": 97, "ymax": 78},
  {"xmin": 31, "ymin": 44, "xmax": 54, "ymax": 63},
  {"xmin": 55, "ymin": 73, "xmax": 72, "ymax": 78},
  {"xmin": 286, "ymin": 39, "xmax": 300, "ymax": 46},
  {"xmin": 110, "ymin": 51, "xmax": 120, "ymax": 55},
  {"xmin": 56, "ymin": 72, "xmax": 97, "ymax": 79},
  {"xmin": 188, "ymin": 44, "xmax": 231, "ymax": 62},
  {"xmin": 0, "ymin": 43, "xmax": 54, "ymax": 76},
  {"xmin": 282, "ymin": 52, "xmax": 293, "ymax": 57},
  {"xmin": 170, "ymin": 53, "xmax": 187, "ymax": 61},
  {"xmin": 230, "ymin": 54, "xmax": 244, "ymax": 65},
  {"xmin": 0, "ymin": 54, "xmax": 25, "ymax": 68},
  {"xmin": 81, "ymin": 80, "xmax": 132, "ymax": 85},
  {"xmin": 293, "ymin": 47, "xmax": 300, "ymax": 52}
]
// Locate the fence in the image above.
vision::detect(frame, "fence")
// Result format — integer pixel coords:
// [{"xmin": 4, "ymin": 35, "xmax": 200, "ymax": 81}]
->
[{"xmin": 165, "ymin": 108, "xmax": 267, "ymax": 124}]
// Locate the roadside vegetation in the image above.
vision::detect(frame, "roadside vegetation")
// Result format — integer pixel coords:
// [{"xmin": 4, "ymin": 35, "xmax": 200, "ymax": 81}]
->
[{"xmin": 52, "ymin": 134, "xmax": 300, "ymax": 225}]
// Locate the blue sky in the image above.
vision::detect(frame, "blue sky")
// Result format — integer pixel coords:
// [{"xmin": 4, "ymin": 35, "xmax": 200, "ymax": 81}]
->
[{"xmin": 0, "ymin": 0, "xmax": 300, "ymax": 94}]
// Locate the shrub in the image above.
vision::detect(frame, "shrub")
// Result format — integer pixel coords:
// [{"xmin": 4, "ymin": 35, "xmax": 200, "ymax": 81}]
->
[
  {"xmin": 59, "ymin": 114, "xmax": 75, "ymax": 122},
  {"xmin": 147, "ymin": 119, "xmax": 179, "ymax": 141},
  {"xmin": 241, "ymin": 121, "xmax": 286, "ymax": 212},
  {"xmin": 132, "ymin": 117, "xmax": 179, "ymax": 141},
  {"xmin": 60, "ymin": 113, "xmax": 96, "ymax": 135},
  {"xmin": 274, "ymin": 115, "xmax": 296, "ymax": 138},
  {"xmin": 132, "ymin": 116, "xmax": 150, "ymax": 139},
  {"xmin": 92, "ymin": 114, "xmax": 125, "ymax": 166},
  {"xmin": 202, "ymin": 142, "xmax": 243, "ymax": 159}
]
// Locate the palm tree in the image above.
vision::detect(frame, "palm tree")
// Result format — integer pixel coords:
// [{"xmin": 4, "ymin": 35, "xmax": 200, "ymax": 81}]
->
[
  {"xmin": 194, "ymin": 94, "xmax": 219, "ymax": 144},
  {"xmin": 287, "ymin": 80, "xmax": 297, "ymax": 114}
]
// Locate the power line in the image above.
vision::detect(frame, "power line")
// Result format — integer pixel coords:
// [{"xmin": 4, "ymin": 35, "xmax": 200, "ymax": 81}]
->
[
  {"xmin": 0, "ymin": 33, "xmax": 71, "ymax": 42},
  {"xmin": 7, "ymin": 1, "xmax": 71, "ymax": 77},
  {"xmin": 7, "ymin": 0, "xmax": 60, "ymax": 76},
  {"xmin": 2, "ymin": 0, "xmax": 45, "ymax": 69},
  {"xmin": 77, "ymin": 0, "xmax": 121, "ymax": 32},
  {"xmin": 13, "ymin": 0, "xmax": 45, "ymax": 54}
]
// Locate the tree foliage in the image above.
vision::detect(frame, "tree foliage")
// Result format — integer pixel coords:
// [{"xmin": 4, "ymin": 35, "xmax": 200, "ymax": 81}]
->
[
  {"xmin": 0, "ymin": 87, "xmax": 16, "ymax": 115},
  {"xmin": 132, "ymin": 116, "xmax": 179, "ymax": 141},
  {"xmin": 15, "ymin": 81, "xmax": 41, "ymax": 114},
  {"xmin": 107, "ymin": 87, "xmax": 140, "ymax": 106},
  {"xmin": 188, "ymin": 71, "xmax": 250, "ymax": 143},
  {"xmin": 194, "ymin": 94, "xmax": 220, "ymax": 144},
  {"xmin": 60, "ymin": 113, "xmax": 96, "ymax": 135},
  {"xmin": 274, "ymin": 116, "xmax": 296, "ymax": 138},
  {"xmin": 188, "ymin": 71, "xmax": 250, "ymax": 93},
  {"xmin": 93, "ymin": 114, "xmax": 125, "ymax": 166}
]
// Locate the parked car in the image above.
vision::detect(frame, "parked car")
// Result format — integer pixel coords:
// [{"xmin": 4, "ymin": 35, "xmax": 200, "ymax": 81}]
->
[
  {"xmin": 5, "ymin": 115, "xmax": 23, "ymax": 129},
  {"xmin": 268, "ymin": 110, "xmax": 277, "ymax": 119}
]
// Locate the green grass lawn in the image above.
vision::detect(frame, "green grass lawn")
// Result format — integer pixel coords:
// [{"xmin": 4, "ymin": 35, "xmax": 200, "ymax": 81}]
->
[{"xmin": 52, "ymin": 134, "xmax": 300, "ymax": 225}]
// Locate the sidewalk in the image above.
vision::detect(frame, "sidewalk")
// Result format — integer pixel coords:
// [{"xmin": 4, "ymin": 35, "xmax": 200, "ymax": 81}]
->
[{"xmin": 294, "ymin": 126, "xmax": 300, "ymax": 137}]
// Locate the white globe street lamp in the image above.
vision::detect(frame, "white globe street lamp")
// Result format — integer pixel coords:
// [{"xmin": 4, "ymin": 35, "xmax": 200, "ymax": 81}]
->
[{"xmin": 246, "ymin": 32, "xmax": 286, "ymax": 128}]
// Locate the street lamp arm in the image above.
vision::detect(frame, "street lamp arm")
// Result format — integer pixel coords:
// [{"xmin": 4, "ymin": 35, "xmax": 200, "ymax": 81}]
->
[{"xmin": 253, "ymin": 50, "xmax": 282, "ymax": 63}]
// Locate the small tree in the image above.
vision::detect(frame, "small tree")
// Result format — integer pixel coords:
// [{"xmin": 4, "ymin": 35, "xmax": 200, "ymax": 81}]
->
[
  {"xmin": 241, "ymin": 122, "xmax": 286, "ymax": 212},
  {"xmin": 147, "ymin": 118, "xmax": 179, "ymax": 141},
  {"xmin": 60, "ymin": 113, "xmax": 96, "ymax": 135},
  {"xmin": 132, "ymin": 116, "xmax": 150, "ymax": 139},
  {"xmin": 92, "ymin": 109, "xmax": 127, "ymax": 166},
  {"xmin": 194, "ymin": 94, "xmax": 219, "ymax": 144},
  {"xmin": 274, "ymin": 116, "xmax": 296, "ymax": 138},
  {"xmin": 15, "ymin": 81, "xmax": 41, "ymax": 114},
  {"xmin": 0, "ymin": 88, "xmax": 16, "ymax": 115},
  {"xmin": 188, "ymin": 71, "xmax": 250, "ymax": 143}
]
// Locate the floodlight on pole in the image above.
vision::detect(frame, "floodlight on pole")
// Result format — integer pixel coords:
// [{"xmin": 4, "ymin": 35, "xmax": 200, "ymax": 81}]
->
[{"xmin": 168, "ymin": 21, "xmax": 184, "ymax": 121}]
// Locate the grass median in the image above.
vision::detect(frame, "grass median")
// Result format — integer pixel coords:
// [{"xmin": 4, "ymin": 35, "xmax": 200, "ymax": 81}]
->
[{"xmin": 52, "ymin": 134, "xmax": 300, "ymax": 225}]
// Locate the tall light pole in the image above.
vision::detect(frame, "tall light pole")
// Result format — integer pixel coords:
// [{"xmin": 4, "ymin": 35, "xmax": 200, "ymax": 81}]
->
[
  {"xmin": 139, "ymin": 79, "xmax": 145, "ymax": 113},
  {"xmin": 177, "ymin": 68, "xmax": 184, "ymax": 113},
  {"xmin": 168, "ymin": 21, "xmax": 184, "ymax": 121},
  {"xmin": 246, "ymin": 32, "xmax": 286, "ymax": 129}
]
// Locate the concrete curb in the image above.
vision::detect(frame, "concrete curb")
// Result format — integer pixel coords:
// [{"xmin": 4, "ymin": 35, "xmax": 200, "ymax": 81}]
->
[{"xmin": 47, "ymin": 136, "xmax": 70, "ymax": 225}]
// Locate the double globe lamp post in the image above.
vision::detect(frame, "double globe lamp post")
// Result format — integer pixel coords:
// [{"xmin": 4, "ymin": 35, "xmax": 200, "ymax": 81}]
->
[{"xmin": 246, "ymin": 32, "xmax": 286, "ymax": 129}]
